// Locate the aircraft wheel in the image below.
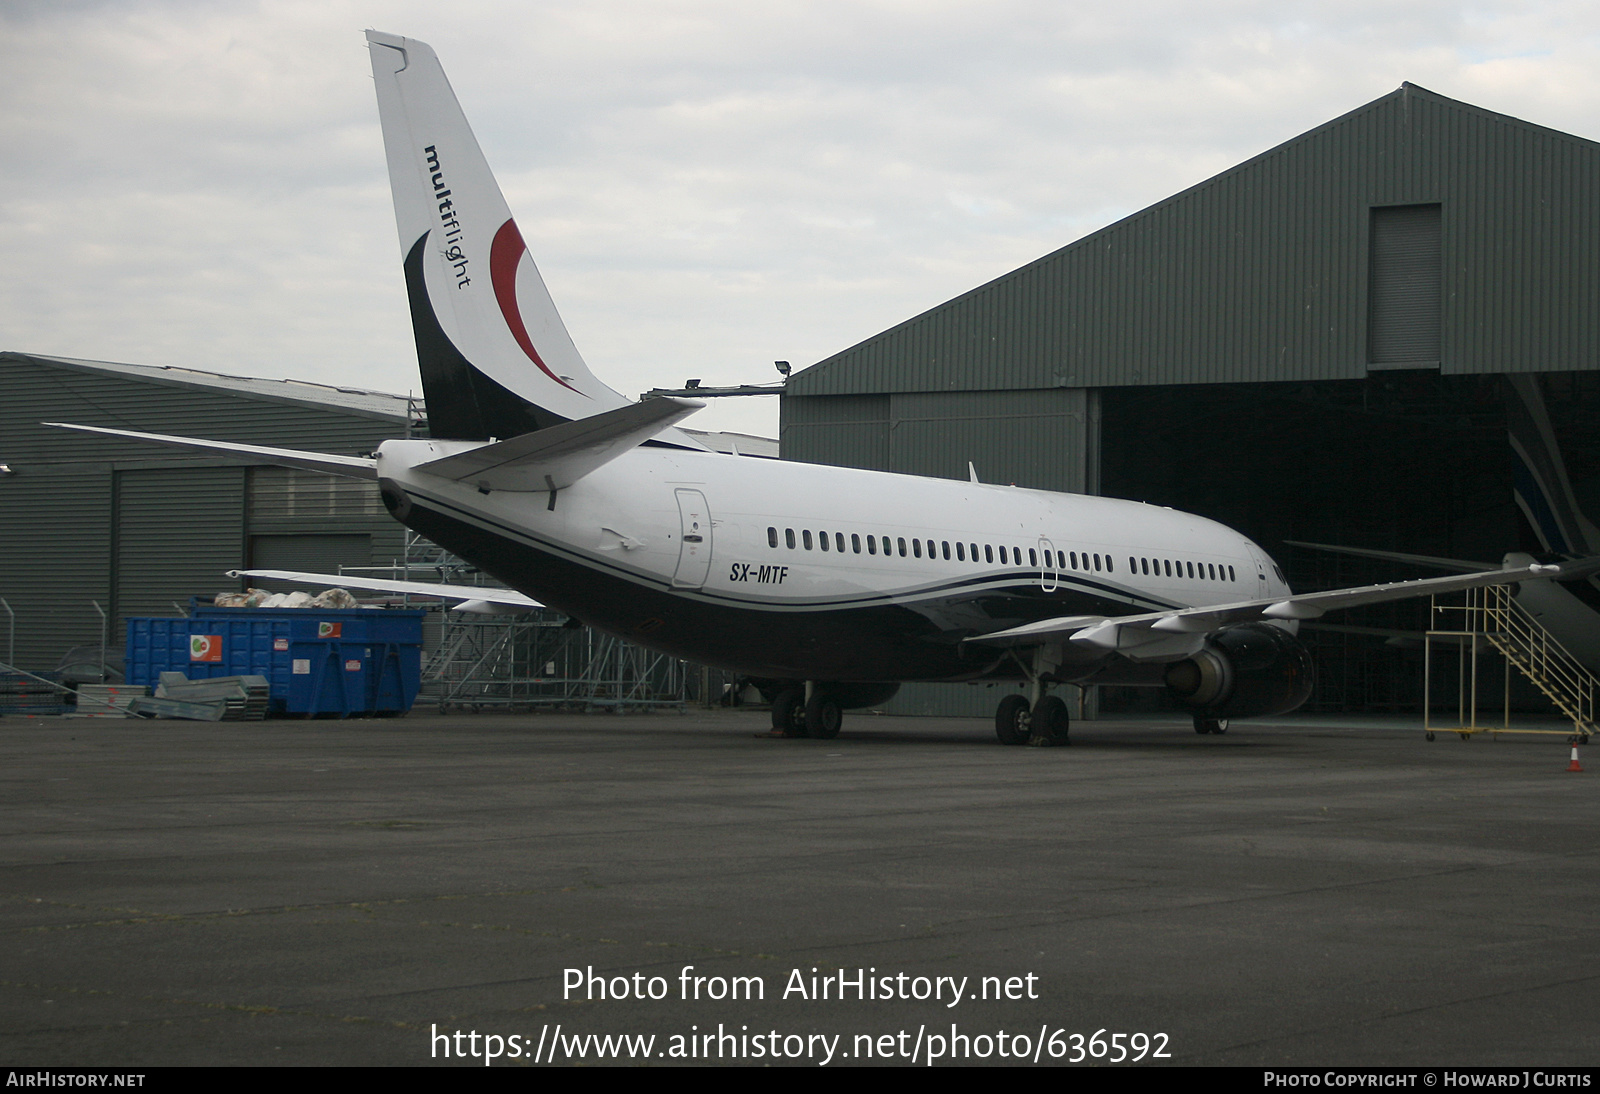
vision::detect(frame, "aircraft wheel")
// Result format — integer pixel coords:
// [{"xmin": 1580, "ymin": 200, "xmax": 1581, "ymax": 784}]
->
[
  {"xmin": 1031, "ymin": 695, "xmax": 1071, "ymax": 745},
  {"xmin": 1426, "ymin": 732, "xmax": 1436, "ymax": 742},
  {"xmin": 771, "ymin": 688, "xmax": 806, "ymax": 736},
  {"xmin": 1193, "ymin": 715, "xmax": 1227, "ymax": 735},
  {"xmin": 805, "ymin": 693, "xmax": 842, "ymax": 739},
  {"xmin": 995, "ymin": 694, "xmax": 1031, "ymax": 745}
]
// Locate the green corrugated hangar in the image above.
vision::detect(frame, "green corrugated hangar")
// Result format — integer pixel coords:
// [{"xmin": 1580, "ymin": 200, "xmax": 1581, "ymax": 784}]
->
[
  {"xmin": 780, "ymin": 83, "xmax": 1600, "ymax": 716},
  {"xmin": 0, "ymin": 353, "xmax": 413, "ymax": 671}
]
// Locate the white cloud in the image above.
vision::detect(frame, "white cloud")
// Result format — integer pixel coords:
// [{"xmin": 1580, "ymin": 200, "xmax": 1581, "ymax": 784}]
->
[{"xmin": 3, "ymin": 0, "xmax": 1599, "ymax": 436}]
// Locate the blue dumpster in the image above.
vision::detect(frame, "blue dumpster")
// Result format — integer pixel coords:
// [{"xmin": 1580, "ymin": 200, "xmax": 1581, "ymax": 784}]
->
[{"xmin": 126, "ymin": 608, "xmax": 426, "ymax": 716}]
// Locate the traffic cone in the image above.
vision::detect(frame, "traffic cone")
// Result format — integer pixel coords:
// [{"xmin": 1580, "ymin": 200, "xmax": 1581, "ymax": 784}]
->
[{"xmin": 1568, "ymin": 744, "xmax": 1583, "ymax": 773}]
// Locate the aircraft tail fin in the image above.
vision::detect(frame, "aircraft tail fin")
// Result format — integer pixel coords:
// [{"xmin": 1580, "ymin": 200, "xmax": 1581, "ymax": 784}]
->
[
  {"xmin": 366, "ymin": 31, "xmax": 704, "ymax": 449},
  {"xmin": 1507, "ymin": 374, "xmax": 1600, "ymax": 556}
]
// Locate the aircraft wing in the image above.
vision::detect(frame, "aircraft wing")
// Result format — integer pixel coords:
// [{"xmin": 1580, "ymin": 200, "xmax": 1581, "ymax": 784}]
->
[
  {"xmin": 229, "ymin": 569, "xmax": 541, "ymax": 611},
  {"xmin": 45, "ymin": 423, "xmax": 377, "ymax": 479},
  {"xmin": 412, "ymin": 396, "xmax": 703, "ymax": 492},
  {"xmin": 967, "ymin": 557, "xmax": 1600, "ymax": 650}
]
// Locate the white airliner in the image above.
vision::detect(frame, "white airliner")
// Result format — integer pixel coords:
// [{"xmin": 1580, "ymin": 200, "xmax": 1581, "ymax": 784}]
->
[{"xmin": 49, "ymin": 32, "xmax": 1595, "ymax": 744}]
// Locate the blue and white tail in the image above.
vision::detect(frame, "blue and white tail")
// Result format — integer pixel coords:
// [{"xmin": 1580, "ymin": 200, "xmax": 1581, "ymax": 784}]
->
[
  {"xmin": 1507, "ymin": 374, "xmax": 1599, "ymax": 557},
  {"xmin": 367, "ymin": 31, "xmax": 700, "ymax": 446}
]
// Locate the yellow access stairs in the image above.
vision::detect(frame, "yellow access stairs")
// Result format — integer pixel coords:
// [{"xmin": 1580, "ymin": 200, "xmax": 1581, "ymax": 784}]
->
[{"xmin": 1425, "ymin": 583, "xmax": 1597, "ymax": 741}]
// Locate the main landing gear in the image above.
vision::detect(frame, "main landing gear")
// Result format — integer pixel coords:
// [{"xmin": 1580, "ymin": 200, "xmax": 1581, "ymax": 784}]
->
[
  {"xmin": 1193, "ymin": 715, "xmax": 1228, "ymax": 735},
  {"xmin": 994, "ymin": 692, "xmax": 1070, "ymax": 746},
  {"xmin": 770, "ymin": 686, "xmax": 842, "ymax": 740}
]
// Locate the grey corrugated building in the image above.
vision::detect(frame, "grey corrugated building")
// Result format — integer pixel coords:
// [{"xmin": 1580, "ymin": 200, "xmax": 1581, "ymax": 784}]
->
[
  {"xmin": 781, "ymin": 84, "xmax": 1600, "ymax": 714},
  {"xmin": 0, "ymin": 353, "xmax": 415, "ymax": 671}
]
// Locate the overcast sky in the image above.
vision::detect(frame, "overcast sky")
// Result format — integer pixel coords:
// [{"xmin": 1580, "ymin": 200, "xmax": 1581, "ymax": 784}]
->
[{"xmin": 4, "ymin": 0, "xmax": 1599, "ymax": 437}]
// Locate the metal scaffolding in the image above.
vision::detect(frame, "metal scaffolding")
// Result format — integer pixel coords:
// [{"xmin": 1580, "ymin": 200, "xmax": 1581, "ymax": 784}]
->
[{"xmin": 344, "ymin": 536, "xmax": 739, "ymax": 713}]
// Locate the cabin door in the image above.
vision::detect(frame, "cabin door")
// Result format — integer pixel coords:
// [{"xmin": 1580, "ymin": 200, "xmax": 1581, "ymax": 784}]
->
[{"xmin": 671, "ymin": 489, "xmax": 713, "ymax": 589}]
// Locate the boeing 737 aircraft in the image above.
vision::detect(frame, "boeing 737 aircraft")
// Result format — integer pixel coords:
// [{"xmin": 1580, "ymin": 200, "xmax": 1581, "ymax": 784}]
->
[{"xmin": 49, "ymin": 32, "xmax": 1596, "ymax": 744}]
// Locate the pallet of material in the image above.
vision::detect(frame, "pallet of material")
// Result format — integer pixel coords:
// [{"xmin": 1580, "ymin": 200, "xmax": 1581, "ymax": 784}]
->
[
  {"xmin": 128, "ymin": 696, "xmax": 227, "ymax": 721},
  {"xmin": 0, "ymin": 671, "xmax": 71, "ymax": 716},
  {"xmin": 69, "ymin": 684, "xmax": 149, "ymax": 718},
  {"xmin": 155, "ymin": 674, "xmax": 271, "ymax": 720}
]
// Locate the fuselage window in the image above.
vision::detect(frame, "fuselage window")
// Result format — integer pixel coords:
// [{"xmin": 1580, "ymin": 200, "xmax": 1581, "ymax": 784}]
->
[
  {"xmin": 942, "ymin": 541, "xmax": 951, "ymax": 560},
  {"xmin": 851, "ymin": 533, "xmax": 861, "ymax": 553},
  {"xmin": 786, "ymin": 528, "xmax": 796, "ymax": 549},
  {"xmin": 1029, "ymin": 548, "xmax": 1038, "ymax": 567},
  {"xmin": 956, "ymin": 542, "xmax": 966, "ymax": 561},
  {"xmin": 1055, "ymin": 551, "xmax": 1064, "ymax": 569},
  {"xmin": 835, "ymin": 532, "xmax": 844, "ymax": 553},
  {"xmin": 1129, "ymin": 556, "xmax": 1137, "ymax": 573},
  {"xmin": 1069, "ymin": 551, "xmax": 1077, "ymax": 569},
  {"xmin": 1092, "ymin": 553, "xmax": 1101, "ymax": 572},
  {"xmin": 984, "ymin": 544, "xmax": 993, "ymax": 564},
  {"xmin": 970, "ymin": 543, "xmax": 979, "ymax": 561},
  {"xmin": 1186, "ymin": 561, "xmax": 1194, "ymax": 579},
  {"xmin": 1140, "ymin": 557, "xmax": 1149, "ymax": 575},
  {"xmin": 867, "ymin": 535, "xmax": 876, "ymax": 555},
  {"xmin": 819, "ymin": 531, "xmax": 830, "ymax": 552},
  {"xmin": 802, "ymin": 530, "xmax": 813, "ymax": 550},
  {"xmin": 768, "ymin": 527, "xmax": 778, "ymax": 548},
  {"xmin": 1208, "ymin": 563, "xmax": 1216, "ymax": 580},
  {"xmin": 1228, "ymin": 564, "xmax": 1236, "ymax": 582},
  {"xmin": 898, "ymin": 537, "xmax": 907, "ymax": 557},
  {"xmin": 913, "ymin": 538, "xmax": 922, "ymax": 558}
]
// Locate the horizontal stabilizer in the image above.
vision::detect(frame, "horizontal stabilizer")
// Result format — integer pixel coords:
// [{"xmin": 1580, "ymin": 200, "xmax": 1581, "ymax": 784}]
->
[
  {"xmin": 967, "ymin": 556, "xmax": 1600, "ymax": 648},
  {"xmin": 412, "ymin": 396, "xmax": 703, "ymax": 492},
  {"xmin": 45, "ymin": 423, "xmax": 376, "ymax": 479},
  {"xmin": 229, "ymin": 569, "xmax": 541, "ymax": 610},
  {"xmin": 1283, "ymin": 539, "xmax": 1490, "ymax": 573}
]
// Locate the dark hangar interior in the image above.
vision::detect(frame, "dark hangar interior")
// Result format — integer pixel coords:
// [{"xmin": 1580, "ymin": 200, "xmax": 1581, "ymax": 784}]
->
[{"xmin": 780, "ymin": 84, "xmax": 1600, "ymax": 715}]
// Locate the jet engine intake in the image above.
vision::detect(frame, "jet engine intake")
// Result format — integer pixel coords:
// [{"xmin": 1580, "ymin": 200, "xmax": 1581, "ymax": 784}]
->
[{"xmin": 1164, "ymin": 623, "xmax": 1315, "ymax": 719}]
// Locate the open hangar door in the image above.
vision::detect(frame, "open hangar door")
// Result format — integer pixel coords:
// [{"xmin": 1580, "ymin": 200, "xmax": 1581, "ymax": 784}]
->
[{"xmin": 1096, "ymin": 371, "xmax": 1558, "ymax": 715}]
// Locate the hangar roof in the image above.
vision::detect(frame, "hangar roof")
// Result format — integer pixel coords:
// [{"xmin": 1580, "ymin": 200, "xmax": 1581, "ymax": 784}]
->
[{"xmin": 790, "ymin": 84, "xmax": 1600, "ymax": 397}]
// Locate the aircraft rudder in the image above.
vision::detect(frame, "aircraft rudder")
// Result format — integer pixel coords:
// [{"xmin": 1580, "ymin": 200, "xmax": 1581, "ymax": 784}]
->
[{"xmin": 366, "ymin": 31, "xmax": 633, "ymax": 438}]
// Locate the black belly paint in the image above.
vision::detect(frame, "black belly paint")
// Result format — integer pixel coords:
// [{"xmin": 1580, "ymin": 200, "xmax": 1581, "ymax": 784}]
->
[{"xmin": 400, "ymin": 497, "xmax": 1160, "ymax": 682}]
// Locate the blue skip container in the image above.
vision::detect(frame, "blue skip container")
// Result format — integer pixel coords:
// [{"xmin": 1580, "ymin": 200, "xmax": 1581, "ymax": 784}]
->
[{"xmin": 126, "ymin": 607, "xmax": 426, "ymax": 717}]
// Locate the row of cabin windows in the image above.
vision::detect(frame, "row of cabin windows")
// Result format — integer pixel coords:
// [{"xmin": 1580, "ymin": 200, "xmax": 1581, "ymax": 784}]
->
[
  {"xmin": 768, "ymin": 526, "xmax": 1076, "ymax": 567},
  {"xmin": 1130, "ymin": 557, "xmax": 1236, "ymax": 583},
  {"xmin": 763, "ymin": 527, "xmax": 1238, "ymax": 583}
]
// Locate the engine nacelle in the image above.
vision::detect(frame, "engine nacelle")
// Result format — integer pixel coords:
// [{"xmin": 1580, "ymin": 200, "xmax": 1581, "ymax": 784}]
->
[{"xmin": 1163, "ymin": 623, "xmax": 1315, "ymax": 719}]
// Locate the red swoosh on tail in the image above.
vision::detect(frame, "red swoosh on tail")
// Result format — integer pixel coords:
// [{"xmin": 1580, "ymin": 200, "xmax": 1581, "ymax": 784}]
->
[{"xmin": 490, "ymin": 218, "xmax": 582, "ymax": 394}]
